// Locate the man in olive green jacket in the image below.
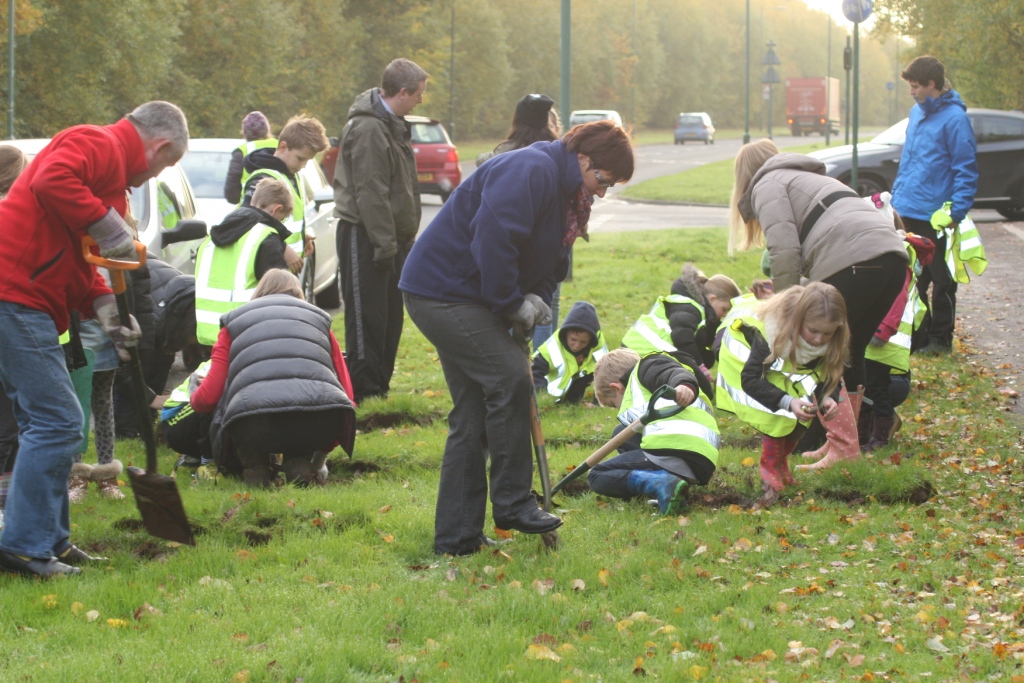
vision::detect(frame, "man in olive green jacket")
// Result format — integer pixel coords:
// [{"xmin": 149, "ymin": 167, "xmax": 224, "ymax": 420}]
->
[{"xmin": 333, "ymin": 58, "xmax": 427, "ymax": 400}]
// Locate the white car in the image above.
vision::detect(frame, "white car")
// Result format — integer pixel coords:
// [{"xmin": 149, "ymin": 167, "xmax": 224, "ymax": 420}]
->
[
  {"xmin": 568, "ymin": 109, "xmax": 624, "ymax": 128},
  {"xmin": 179, "ymin": 138, "xmax": 341, "ymax": 309},
  {"xmin": 1, "ymin": 138, "xmax": 209, "ymax": 272}
]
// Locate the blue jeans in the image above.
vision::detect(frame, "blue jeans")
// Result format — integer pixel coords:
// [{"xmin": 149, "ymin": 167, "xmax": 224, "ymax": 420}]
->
[{"xmin": 0, "ymin": 302, "xmax": 83, "ymax": 558}]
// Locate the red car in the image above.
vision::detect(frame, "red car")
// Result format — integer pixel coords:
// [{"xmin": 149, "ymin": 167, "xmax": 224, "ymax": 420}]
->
[{"xmin": 321, "ymin": 116, "xmax": 461, "ymax": 203}]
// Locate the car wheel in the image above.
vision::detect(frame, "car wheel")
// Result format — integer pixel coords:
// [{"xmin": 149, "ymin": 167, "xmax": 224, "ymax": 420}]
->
[
  {"xmin": 315, "ymin": 262, "xmax": 343, "ymax": 310},
  {"xmin": 709, "ymin": 137, "xmax": 714, "ymax": 144},
  {"xmin": 997, "ymin": 204, "xmax": 1024, "ymax": 221},
  {"xmin": 301, "ymin": 248, "xmax": 316, "ymax": 304},
  {"xmin": 703, "ymin": 138, "xmax": 709, "ymax": 145},
  {"xmin": 854, "ymin": 176, "xmax": 886, "ymax": 198}
]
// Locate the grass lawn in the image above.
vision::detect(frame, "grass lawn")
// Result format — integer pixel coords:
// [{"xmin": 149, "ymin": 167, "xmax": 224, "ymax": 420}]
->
[
  {"xmin": 621, "ymin": 139, "xmax": 874, "ymax": 205},
  {"xmin": 2, "ymin": 229, "xmax": 1021, "ymax": 682}
]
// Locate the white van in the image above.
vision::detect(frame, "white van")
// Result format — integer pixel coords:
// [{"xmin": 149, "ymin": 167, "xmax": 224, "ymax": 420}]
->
[{"xmin": 568, "ymin": 110, "xmax": 624, "ymax": 128}]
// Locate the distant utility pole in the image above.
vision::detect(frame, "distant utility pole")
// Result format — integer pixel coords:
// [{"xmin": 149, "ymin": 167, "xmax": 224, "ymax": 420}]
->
[
  {"xmin": 7, "ymin": 0, "xmax": 14, "ymax": 139},
  {"xmin": 560, "ymin": 0, "xmax": 571, "ymax": 128}
]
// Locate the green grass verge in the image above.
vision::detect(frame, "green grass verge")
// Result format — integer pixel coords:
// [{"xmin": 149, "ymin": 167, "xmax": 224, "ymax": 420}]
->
[
  {"xmin": 621, "ymin": 138, "xmax": 874, "ymax": 205},
  {"xmin": 2, "ymin": 228, "xmax": 1019, "ymax": 682}
]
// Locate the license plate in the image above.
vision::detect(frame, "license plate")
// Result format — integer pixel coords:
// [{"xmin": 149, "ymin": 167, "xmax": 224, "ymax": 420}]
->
[{"xmin": 417, "ymin": 172, "xmax": 434, "ymax": 182}]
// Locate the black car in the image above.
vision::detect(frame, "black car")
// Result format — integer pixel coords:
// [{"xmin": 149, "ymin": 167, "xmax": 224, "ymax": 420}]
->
[{"xmin": 808, "ymin": 108, "xmax": 1024, "ymax": 220}]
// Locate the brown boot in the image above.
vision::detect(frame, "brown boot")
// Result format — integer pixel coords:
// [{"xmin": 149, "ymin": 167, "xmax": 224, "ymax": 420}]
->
[
  {"xmin": 68, "ymin": 462, "xmax": 93, "ymax": 504},
  {"xmin": 865, "ymin": 415, "xmax": 895, "ymax": 451},
  {"xmin": 91, "ymin": 461, "xmax": 125, "ymax": 500}
]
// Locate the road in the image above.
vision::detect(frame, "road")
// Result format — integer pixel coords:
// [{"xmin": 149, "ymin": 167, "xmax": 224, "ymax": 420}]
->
[{"xmin": 421, "ymin": 134, "xmax": 814, "ymax": 233}]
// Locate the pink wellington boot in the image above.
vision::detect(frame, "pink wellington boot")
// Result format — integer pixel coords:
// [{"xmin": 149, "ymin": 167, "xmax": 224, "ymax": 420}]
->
[{"xmin": 797, "ymin": 384, "xmax": 863, "ymax": 471}]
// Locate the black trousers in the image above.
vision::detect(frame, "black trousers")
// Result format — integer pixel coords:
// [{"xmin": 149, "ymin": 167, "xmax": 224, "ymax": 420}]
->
[
  {"xmin": 337, "ymin": 221, "xmax": 407, "ymax": 401},
  {"xmin": 162, "ymin": 407, "xmax": 213, "ymax": 461},
  {"xmin": 0, "ymin": 380, "xmax": 17, "ymax": 473},
  {"xmin": 902, "ymin": 216, "xmax": 957, "ymax": 348},
  {"xmin": 225, "ymin": 409, "xmax": 346, "ymax": 485},
  {"xmin": 864, "ymin": 362, "xmax": 911, "ymax": 418},
  {"xmin": 822, "ymin": 252, "xmax": 907, "ymax": 390}
]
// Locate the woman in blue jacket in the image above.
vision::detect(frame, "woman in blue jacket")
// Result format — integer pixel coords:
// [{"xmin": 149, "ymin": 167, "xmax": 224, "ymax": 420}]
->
[{"xmin": 400, "ymin": 121, "xmax": 634, "ymax": 556}]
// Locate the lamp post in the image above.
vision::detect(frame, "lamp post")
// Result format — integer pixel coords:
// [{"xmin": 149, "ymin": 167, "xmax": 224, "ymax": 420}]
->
[
  {"xmin": 842, "ymin": 0, "xmax": 873, "ymax": 193},
  {"xmin": 7, "ymin": 0, "xmax": 13, "ymax": 139},
  {"xmin": 761, "ymin": 41, "xmax": 780, "ymax": 140},
  {"xmin": 745, "ymin": 0, "xmax": 753, "ymax": 144},
  {"xmin": 448, "ymin": 1, "xmax": 455, "ymax": 141},
  {"xmin": 560, "ymin": 0, "xmax": 571, "ymax": 128},
  {"xmin": 825, "ymin": 14, "xmax": 832, "ymax": 146}
]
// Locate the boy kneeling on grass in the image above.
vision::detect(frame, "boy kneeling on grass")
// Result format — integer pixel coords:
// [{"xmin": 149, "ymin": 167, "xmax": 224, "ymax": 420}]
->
[
  {"xmin": 589, "ymin": 349, "xmax": 720, "ymax": 515},
  {"xmin": 531, "ymin": 300, "xmax": 608, "ymax": 404}
]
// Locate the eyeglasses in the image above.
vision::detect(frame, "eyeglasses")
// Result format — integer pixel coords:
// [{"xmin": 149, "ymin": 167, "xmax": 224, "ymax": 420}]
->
[{"xmin": 592, "ymin": 168, "xmax": 616, "ymax": 188}]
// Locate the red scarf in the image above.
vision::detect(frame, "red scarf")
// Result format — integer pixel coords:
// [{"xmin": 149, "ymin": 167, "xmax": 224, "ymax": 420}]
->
[{"xmin": 563, "ymin": 185, "xmax": 592, "ymax": 247}]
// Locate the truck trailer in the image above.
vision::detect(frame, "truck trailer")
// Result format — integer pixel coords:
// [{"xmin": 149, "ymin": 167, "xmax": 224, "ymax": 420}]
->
[{"xmin": 785, "ymin": 77, "xmax": 840, "ymax": 137}]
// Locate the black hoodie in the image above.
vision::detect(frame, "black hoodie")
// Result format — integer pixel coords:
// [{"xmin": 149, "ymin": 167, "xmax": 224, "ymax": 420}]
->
[
  {"xmin": 240, "ymin": 148, "xmax": 301, "ymax": 208},
  {"xmin": 667, "ymin": 265, "xmax": 721, "ymax": 372},
  {"xmin": 210, "ymin": 205, "xmax": 291, "ymax": 282},
  {"xmin": 532, "ymin": 300, "xmax": 603, "ymax": 404}
]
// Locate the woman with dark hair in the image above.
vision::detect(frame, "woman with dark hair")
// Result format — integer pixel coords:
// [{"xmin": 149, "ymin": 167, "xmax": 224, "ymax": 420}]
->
[
  {"xmin": 476, "ymin": 94, "xmax": 565, "ymax": 347},
  {"xmin": 400, "ymin": 120, "xmax": 634, "ymax": 556}
]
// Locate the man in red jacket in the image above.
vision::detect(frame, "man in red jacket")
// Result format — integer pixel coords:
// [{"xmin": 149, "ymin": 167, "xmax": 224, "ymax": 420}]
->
[{"xmin": 0, "ymin": 101, "xmax": 189, "ymax": 577}]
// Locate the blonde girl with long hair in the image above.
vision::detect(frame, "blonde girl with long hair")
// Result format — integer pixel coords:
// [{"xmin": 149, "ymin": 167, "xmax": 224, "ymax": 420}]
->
[{"xmin": 716, "ymin": 282, "xmax": 850, "ymax": 504}]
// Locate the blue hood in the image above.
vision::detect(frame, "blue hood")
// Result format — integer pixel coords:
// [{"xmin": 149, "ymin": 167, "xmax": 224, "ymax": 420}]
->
[{"xmin": 558, "ymin": 300, "xmax": 601, "ymax": 351}]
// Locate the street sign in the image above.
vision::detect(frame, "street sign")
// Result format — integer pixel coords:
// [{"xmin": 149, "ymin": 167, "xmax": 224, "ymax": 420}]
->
[
  {"xmin": 842, "ymin": 0, "xmax": 873, "ymax": 23},
  {"xmin": 886, "ymin": 81, "xmax": 895, "ymax": 91},
  {"xmin": 761, "ymin": 66, "xmax": 780, "ymax": 84}
]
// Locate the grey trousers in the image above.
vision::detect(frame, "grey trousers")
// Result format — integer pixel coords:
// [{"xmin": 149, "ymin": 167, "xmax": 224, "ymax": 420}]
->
[{"xmin": 404, "ymin": 294, "xmax": 536, "ymax": 555}]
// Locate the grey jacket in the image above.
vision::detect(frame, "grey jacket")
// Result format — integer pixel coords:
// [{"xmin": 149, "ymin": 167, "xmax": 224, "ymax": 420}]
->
[
  {"xmin": 332, "ymin": 88, "xmax": 421, "ymax": 261},
  {"xmin": 739, "ymin": 153, "xmax": 907, "ymax": 291}
]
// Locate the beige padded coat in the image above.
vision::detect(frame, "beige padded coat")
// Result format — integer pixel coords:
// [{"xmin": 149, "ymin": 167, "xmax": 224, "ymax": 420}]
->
[{"xmin": 738, "ymin": 153, "xmax": 907, "ymax": 291}]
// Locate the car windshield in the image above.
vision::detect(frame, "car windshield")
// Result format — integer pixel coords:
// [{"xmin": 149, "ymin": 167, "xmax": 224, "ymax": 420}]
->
[
  {"xmin": 128, "ymin": 184, "xmax": 149, "ymax": 227},
  {"xmin": 871, "ymin": 118, "xmax": 909, "ymax": 145},
  {"xmin": 411, "ymin": 123, "xmax": 446, "ymax": 144},
  {"xmin": 179, "ymin": 150, "xmax": 233, "ymax": 199},
  {"xmin": 679, "ymin": 116, "xmax": 703, "ymax": 125},
  {"xmin": 573, "ymin": 114, "xmax": 610, "ymax": 124}
]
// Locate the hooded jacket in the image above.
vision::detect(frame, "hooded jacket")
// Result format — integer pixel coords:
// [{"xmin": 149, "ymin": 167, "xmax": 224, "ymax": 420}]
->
[
  {"xmin": 0, "ymin": 119, "xmax": 148, "ymax": 332},
  {"xmin": 668, "ymin": 265, "xmax": 720, "ymax": 370},
  {"xmin": 891, "ymin": 87, "xmax": 977, "ymax": 223},
  {"xmin": 240, "ymin": 148, "xmax": 302, "ymax": 208},
  {"xmin": 332, "ymin": 88, "xmax": 421, "ymax": 261},
  {"xmin": 739, "ymin": 153, "xmax": 907, "ymax": 292},
  {"xmin": 532, "ymin": 300, "xmax": 605, "ymax": 402},
  {"xmin": 399, "ymin": 140, "xmax": 578, "ymax": 314},
  {"xmin": 210, "ymin": 205, "xmax": 291, "ymax": 282}
]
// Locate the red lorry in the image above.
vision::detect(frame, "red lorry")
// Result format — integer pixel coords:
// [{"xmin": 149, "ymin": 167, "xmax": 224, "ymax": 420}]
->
[{"xmin": 785, "ymin": 77, "xmax": 840, "ymax": 137}]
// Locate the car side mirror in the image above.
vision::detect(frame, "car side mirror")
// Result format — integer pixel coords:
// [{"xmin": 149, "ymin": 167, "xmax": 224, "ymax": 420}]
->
[
  {"xmin": 161, "ymin": 219, "xmax": 208, "ymax": 248},
  {"xmin": 313, "ymin": 187, "xmax": 335, "ymax": 211}
]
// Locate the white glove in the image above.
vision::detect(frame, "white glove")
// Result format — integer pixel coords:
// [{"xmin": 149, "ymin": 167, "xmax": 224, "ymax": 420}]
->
[
  {"xmin": 524, "ymin": 294, "xmax": 552, "ymax": 327},
  {"xmin": 87, "ymin": 208, "xmax": 138, "ymax": 259},
  {"xmin": 508, "ymin": 299, "xmax": 539, "ymax": 328},
  {"xmin": 94, "ymin": 295, "xmax": 142, "ymax": 362}
]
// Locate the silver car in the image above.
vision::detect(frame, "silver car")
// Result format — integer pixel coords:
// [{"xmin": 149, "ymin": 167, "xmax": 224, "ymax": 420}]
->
[{"xmin": 178, "ymin": 138, "xmax": 341, "ymax": 309}]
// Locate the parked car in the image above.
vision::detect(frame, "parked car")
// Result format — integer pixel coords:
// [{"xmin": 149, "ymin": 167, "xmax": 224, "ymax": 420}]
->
[
  {"xmin": 322, "ymin": 118, "xmax": 461, "ymax": 204},
  {"xmin": 808, "ymin": 108, "xmax": 1024, "ymax": 221},
  {"xmin": 2, "ymin": 138, "xmax": 209, "ymax": 272},
  {"xmin": 178, "ymin": 138, "xmax": 342, "ymax": 308},
  {"xmin": 674, "ymin": 112, "xmax": 715, "ymax": 144},
  {"xmin": 407, "ymin": 116, "xmax": 461, "ymax": 202},
  {"xmin": 569, "ymin": 109, "xmax": 623, "ymax": 128}
]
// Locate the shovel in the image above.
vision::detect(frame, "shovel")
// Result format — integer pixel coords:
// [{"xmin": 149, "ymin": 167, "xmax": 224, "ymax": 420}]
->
[
  {"xmin": 550, "ymin": 384, "xmax": 684, "ymax": 496},
  {"xmin": 511, "ymin": 325, "xmax": 552, "ymax": 512},
  {"xmin": 82, "ymin": 237, "xmax": 195, "ymax": 546}
]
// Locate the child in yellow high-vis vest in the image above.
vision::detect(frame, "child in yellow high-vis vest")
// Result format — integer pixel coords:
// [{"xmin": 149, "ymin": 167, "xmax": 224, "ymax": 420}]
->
[
  {"xmin": 716, "ymin": 283, "xmax": 849, "ymax": 504},
  {"xmin": 531, "ymin": 300, "xmax": 608, "ymax": 404},
  {"xmin": 589, "ymin": 348, "xmax": 720, "ymax": 515}
]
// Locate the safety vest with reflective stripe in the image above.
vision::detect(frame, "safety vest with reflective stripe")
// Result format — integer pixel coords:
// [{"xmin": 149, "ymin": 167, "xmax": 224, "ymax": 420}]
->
[
  {"xmin": 237, "ymin": 138, "xmax": 279, "ymax": 188},
  {"xmin": 865, "ymin": 243, "xmax": 923, "ymax": 372},
  {"xmin": 622, "ymin": 295, "xmax": 703, "ymax": 356},
  {"xmin": 618, "ymin": 354, "xmax": 720, "ymax": 464},
  {"xmin": 534, "ymin": 330, "xmax": 609, "ymax": 398},
  {"xmin": 715, "ymin": 315, "xmax": 825, "ymax": 437},
  {"xmin": 157, "ymin": 184, "xmax": 181, "ymax": 230},
  {"xmin": 931, "ymin": 202, "xmax": 987, "ymax": 284},
  {"xmin": 243, "ymin": 167, "xmax": 306, "ymax": 253},
  {"xmin": 193, "ymin": 224, "xmax": 277, "ymax": 345},
  {"xmin": 161, "ymin": 360, "xmax": 211, "ymax": 423}
]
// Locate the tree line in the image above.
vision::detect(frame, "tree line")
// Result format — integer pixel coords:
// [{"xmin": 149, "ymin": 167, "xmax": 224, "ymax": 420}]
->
[{"xmin": 0, "ymin": 0, "xmax": 1017, "ymax": 142}]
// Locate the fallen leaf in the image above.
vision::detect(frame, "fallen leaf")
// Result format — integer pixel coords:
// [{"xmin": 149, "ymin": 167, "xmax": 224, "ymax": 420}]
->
[
  {"xmin": 598, "ymin": 568, "xmax": 611, "ymax": 587},
  {"xmin": 688, "ymin": 664, "xmax": 708, "ymax": 680},
  {"xmin": 106, "ymin": 618, "xmax": 129, "ymax": 628},
  {"xmin": 133, "ymin": 603, "xmax": 163, "ymax": 620},
  {"xmin": 692, "ymin": 544, "xmax": 708, "ymax": 556},
  {"xmin": 86, "ymin": 610, "xmax": 100, "ymax": 622},
  {"xmin": 40, "ymin": 594, "xmax": 58, "ymax": 609},
  {"xmin": 445, "ymin": 568, "xmax": 458, "ymax": 582},
  {"xmin": 231, "ymin": 670, "xmax": 250, "ymax": 683},
  {"xmin": 70, "ymin": 602, "xmax": 84, "ymax": 616},
  {"xmin": 378, "ymin": 505, "xmax": 392, "ymax": 514},
  {"xmin": 494, "ymin": 526, "xmax": 513, "ymax": 539},
  {"xmin": 524, "ymin": 644, "xmax": 561, "ymax": 661},
  {"xmin": 925, "ymin": 637, "xmax": 950, "ymax": 653},
  {"xmin": 320, "ymin": 510, "xmax": 335, "ymax": 519},
  {"xmin": 532, "ymin": 633, "xmax": 557, "ymax": 645},
  {"xmin": 532, "ymin": 578, "xmax": 555, "ymax": 595},
  {"xmin": 741, "ymin": 457, "xmax": 756, "ymax": 467},
  {"xmin": 571, "ymin": 579, "xmax": 586, "ymax": 592},
  {"xmin": 847, "ymin": 653, "xmax": 866, "ymax": 666}
]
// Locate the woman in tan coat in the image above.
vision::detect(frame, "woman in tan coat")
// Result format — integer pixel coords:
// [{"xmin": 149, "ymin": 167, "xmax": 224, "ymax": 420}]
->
[{"xmin": 729, "ymin": 140, "xmax": 907, "ymax": 469}]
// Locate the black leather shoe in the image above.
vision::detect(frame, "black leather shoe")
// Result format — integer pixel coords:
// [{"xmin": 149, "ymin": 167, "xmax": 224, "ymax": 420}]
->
[
  {"xmin": 494, "ymin": 507, "xmax": 562, "ymax": 535},
  {"xmin": 57, "ymin": 544, "xmax": 108, "ymax": 565},
  {"xmin": 0, "ymin": 550, "xmax": 81, "ymax": 576}
]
